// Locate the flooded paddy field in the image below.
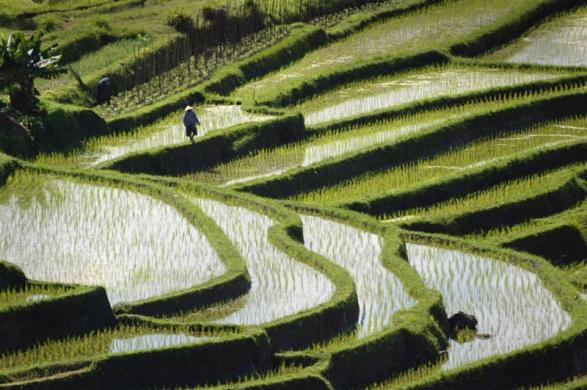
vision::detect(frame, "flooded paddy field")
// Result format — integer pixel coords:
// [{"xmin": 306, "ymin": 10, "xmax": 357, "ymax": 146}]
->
[
  {"xmin": 37, "ymin": 105, "xmax": 269, "ymax": 168},
  {"xmin": 0, "ymin": 325, "xmax": 216, "ymax": 372},
  {"xmin": 0, "ymin": 171, "xmax": 225, "ymax": 305},
  {"xmin": 487, "ymin": 6, "xmax": 587, "ymax": 68},
  {"xmin": 298, "ymin": 67, "xmax": 563, "ymax": 125},
  {"xmin": 293, "ymin": 116, "xmax": 587, "ymax": 205},
  {"xmin": 2, "ymin": 0, "xmax": 586, "ymax": 387},
  {"xmin": 234, "ymin": 0, "xmax": 552, "ymax": 105},
  {"xmin": 302, "ymin": 215, "xmax": 414, "ymax": 338},
  {"xmin": 193, "ymin": 198, "xmax": 334, "ymax": 325},
  {"xmin": 406, "ymin": 244, "xmax": 570, "ymax": 370},
  {"xmin": 187, "ymin": 93, "xmax": 580, "ymax": 187}
]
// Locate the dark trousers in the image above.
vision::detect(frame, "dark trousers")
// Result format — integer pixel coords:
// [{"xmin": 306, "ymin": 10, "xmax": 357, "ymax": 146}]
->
[{"xmin": 185, "ymin": 125, "xmax": 197, "ymax": 139}]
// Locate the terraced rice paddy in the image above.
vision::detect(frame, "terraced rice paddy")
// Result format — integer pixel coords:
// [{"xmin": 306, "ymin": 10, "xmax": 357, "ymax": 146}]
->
[
  {"xmin": 188, "ymin": 92, "xmax": 583, "ymax": 186},
  {"xmin": 302, "ymin": 215, "xmax": 414, "ymax": 337},
  {"xmin": 194, "ymin": 198, "xmax": 334, "ymax": 325},
  {"xmin": 187, "ymin": 111, "xmax": 455, "ymax": 186},
  {"xmin": 299, "ymin": 67, "xmax": 562, "ymax": 125},
  {"xmin": 0, "ymin": 171, "xmax": 225, "ymax": 304},
  {"xmin": 293, "ymin": 116, "xmax": 587, "ymax": 204},
  {"xmin": 0, "ymin": 325, "xmax": 214, "ymax": 372},
  {"xmin": 488, "ymin": 6, "xmax": 587, "ymax": 67},
  {"xmin": 36, "ymin": 37, "xmax": 151, "ymax": 94},
  {"xmin": 234, "ymin": 0, "xmax": 546, "ymax": 104},
  {"xmin": 1, "ymin": 0, "xmax": 585, "ymax": 388},
  {"xmin": 83, "ymin": 106, "xmax": 268, "ymax": 167},
  {"xmin": 405, "ymin": 244, "xmax": 571, "ymax": 370},
  {"xmin": 386, "ymin": 164, "xmax": 586, "ymax": 220}
]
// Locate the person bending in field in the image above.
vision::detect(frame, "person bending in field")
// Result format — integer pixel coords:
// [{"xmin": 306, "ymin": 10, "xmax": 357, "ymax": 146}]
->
[
  {"xmin": 96, "ymin": 75, "xmax": 111, "ymax": 105},
  {"xmin": 183, "ymin": 106, "xmax": 200, "ymax": 142}
]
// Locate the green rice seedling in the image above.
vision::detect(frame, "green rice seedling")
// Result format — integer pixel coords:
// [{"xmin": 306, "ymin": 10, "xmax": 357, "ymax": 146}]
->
[
  {"xmin": 298, "ymin": 66, "xmax": 563, "ymax": 125},
  {"xmin": 0, "ymin": 325, "xmax": 217, "ymax": 372},
  {"xmin": 35, "ymin": 105, "xmax": 270, "ymax": 168},
  {"xmin": 528, "ymin": 375, "xmax": 587, "ymax": 390},
  {"xmin": 0, "ymin": 284, "xmax": 72, "ymax": 308},
  {"xmin": 87, "ymin": 105, "xmax": 270, "ymax": 168},
  {"xmin": 367, "ymin": 359, "xmax": 446, "ymax": 389},
  {"xmin": 0, "ymin": 171, "xmax": 226, "ymax": 305},
  {"xmin": 405, "ymin": 243, "xmax": 570, "ymax": 370},
  {"xmin": 36, "ymin": 37, "xmax": 151, "ymax": 94},
  {"xmin": 193, "ymin": 197, "xmax": 334, "ymax": 325},
  {"xmin": 188, "ymin": 88, "xmax": 584, "ymax": 187},
  {"xmin": 464, "ymin": 200, "xmax": 586, "ymax": 243},
  {"xmin": 234, "ymin": 0, "xmax": 541, "ymax": 103},
  {"xmin": 385, "ymin": 164, "xmax": 586, "ymax": 220},
  {"xmin": 168, "ymin": 296, "xmax": 249, "ymax": 323},
  {"xmin": 97, "ymin": 26, "xmax": 291, "ymax": 118},
  {"xmin": 189, "ymin": 110, "xmax": 454, "ymax": 186},
  {"xmin": 301, "ymin": 215, "xmax": 415, "ymax": 337},
  {"xmin": 179, "ymin": 362, "xmax": 308, "ymax": 389},
  {"xmin": 487, "ymin": 6, "xmax": 587, "ymax": 68},
  {"xmin": 293, "ymin": 116, "xmax": 587, "ymax": 204}
]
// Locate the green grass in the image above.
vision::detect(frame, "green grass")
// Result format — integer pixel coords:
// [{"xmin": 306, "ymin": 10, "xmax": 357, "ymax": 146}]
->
[
  {"xmin": 36, "ymin": 37, "xmax": 152, "ymax": 94},
  {"xmin": 367, "ymin": 359, "xmax": 445, "ymax": 389},
  {"xmin": 464, "ymin": 201, "xmax": 586, "ymax": 243},
  {"xmin": 0, "ymin": 284, "xmax": 72, "ymax": 309},
  {"xmin": 167, "ymin": 296, "xmax": 249, "ymax": 324},
  {"xmin": 291, "ymin": 115, "xmax": 587, "ymax": 204},
  {"xmin": 180, "ymin": 362, "xmax": 310, "ymax": 390},
  {"xmin": 528, "ymin": 375, "xmax": 587, "ymax": 389}
]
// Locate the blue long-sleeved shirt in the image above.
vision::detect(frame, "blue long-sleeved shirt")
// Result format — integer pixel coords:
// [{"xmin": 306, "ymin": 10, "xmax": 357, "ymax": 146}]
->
[{"xmin": 183, "ymin": 110, "xmax": 199, "ymax": 127}]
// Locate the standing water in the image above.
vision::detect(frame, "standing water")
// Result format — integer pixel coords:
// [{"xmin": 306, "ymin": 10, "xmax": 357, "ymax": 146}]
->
[
  {"xmin": 195, "ymin": 198, "xmax": 334, "ymax": 325},
  {"xmin": 405, "ymin": 243, "xmax": 571, "ymax": 370},
  {"xmin": 0, "ymin": 172, "xmax": 226, "ymax": 304},
  {"xmin": 302, "ymin": 216, "xmax": 415, "ymax": 337}
]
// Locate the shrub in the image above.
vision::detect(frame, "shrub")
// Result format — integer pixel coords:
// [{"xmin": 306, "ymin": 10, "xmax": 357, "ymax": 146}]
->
[
  {"xmin": 167, "ymin": 9, "xmax": 194, "ymax": 34},
  {"xmin": 0, "ymin": 261, "xmax": 26, "ymax": 291}
]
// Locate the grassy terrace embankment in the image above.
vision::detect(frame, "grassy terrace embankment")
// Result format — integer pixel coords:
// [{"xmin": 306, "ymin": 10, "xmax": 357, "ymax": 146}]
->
[{"xmin": 0, "ymin": 0, "xmax": 586, "ymax": 388}]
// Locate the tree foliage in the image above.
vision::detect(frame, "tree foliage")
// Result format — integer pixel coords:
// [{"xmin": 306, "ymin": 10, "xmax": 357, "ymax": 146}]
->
[{"xmin": 0, "ymin": 32, "xmax": 64, "ymax": 113}]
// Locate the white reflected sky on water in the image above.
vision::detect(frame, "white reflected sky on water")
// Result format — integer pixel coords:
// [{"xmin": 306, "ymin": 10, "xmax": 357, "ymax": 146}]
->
[
  {"xmin": 302, "ymin": 215, "xmax": 415, "ymax": 338},
  {"xmin": 195, "ymin": 198, "xmax": 334, "ymax": 325},
  {"xmin": 0, "ymin": 175, "xmax": 225, "ymax": 304},
  {"xmin": 406, "ymin": 243, "xmax": 571, "ymax": 370},
  {"xmin": 109, "ymin": 333, "xmax": 208, "ymax": 354}
]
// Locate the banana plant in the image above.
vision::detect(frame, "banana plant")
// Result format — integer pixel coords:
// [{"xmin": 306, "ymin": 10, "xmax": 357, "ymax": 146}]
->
[{"xmin": 0, "ymin": 32, "xmax": 65, "ymax": 113}]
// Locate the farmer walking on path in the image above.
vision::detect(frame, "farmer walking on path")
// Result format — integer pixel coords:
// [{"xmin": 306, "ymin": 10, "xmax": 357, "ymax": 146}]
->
[
  {"xmin": 96, "ymin": 75, "xmax": 111, "ymax": 105},
  {"xmin": 183, "ymin": 106, "xmax": 200, "ymax": 142}
]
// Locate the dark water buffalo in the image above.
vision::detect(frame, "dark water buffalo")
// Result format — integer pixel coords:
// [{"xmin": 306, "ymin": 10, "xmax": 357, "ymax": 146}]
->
[{"xmin": 448, "ymin": 311, "xmax": 478, "ymax": 332}]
